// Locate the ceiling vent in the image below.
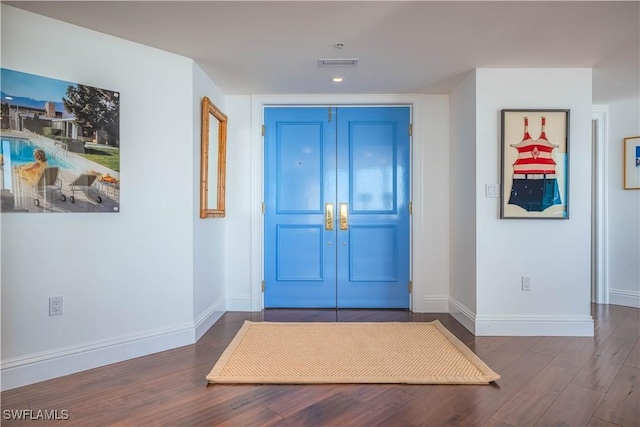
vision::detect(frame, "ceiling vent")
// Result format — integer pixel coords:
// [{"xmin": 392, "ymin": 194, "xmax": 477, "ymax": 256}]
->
[{"xmin": 317, "ymin": 58, "xmax": 359, "ymax": 67}]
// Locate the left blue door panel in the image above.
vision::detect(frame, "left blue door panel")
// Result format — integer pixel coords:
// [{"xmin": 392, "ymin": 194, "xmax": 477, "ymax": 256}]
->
[{"xmin": 264, "ymin": 108, "xmax": 337, "ymax": 307}]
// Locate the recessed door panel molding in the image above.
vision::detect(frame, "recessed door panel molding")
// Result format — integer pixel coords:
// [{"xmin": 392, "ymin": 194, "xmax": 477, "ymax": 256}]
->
[
  {"xmin": 276, "ymin": 225, "xmax": 324, "ymax": 281},
  {"xmin": 349, "ymin": 225, "xmax": 398, "ymax": 282},
  {"xmin": 277, "ymin": 122, "xmax": 324, "ymax": 213},
  {"xmin": 350, "ymin": 122, "xmax": 397, "ymax": 213}
]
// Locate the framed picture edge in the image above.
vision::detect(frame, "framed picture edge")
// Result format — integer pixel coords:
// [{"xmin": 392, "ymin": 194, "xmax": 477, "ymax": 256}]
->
[{"xmin": 623, "ymin": 135, "xmax": 640, "ymax": 190}]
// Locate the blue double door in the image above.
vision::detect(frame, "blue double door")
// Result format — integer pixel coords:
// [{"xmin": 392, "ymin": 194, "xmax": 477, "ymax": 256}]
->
[{"xmin": 264, "ymin": 106, "xmax": 410, "ymax": 308}]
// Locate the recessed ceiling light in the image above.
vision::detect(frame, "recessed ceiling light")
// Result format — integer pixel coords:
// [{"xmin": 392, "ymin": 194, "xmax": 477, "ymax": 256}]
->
[{"xmin": 332, "ymin": 77, "xmax": 344, "ymax": 83}]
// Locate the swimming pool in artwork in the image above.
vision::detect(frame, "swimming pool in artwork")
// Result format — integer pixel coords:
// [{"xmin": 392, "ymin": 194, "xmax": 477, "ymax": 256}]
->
[
  {"xmin": 1, "ymin": 136, "xmax": 87, "ymax": 194},
  {"xmin": 1, "ymin": 137, "xmax": 78, "ymax": 171}
]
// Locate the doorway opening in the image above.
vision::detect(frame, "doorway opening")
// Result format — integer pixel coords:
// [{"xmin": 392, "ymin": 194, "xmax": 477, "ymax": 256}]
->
[{"xmin": 591, "ymin": 106, "xmax": 608, "ymax": 305}]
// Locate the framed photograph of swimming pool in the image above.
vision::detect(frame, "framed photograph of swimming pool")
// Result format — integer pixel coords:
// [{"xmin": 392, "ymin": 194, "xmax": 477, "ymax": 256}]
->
[
  {"xmin": 500, "ymin": 109, "xmax": 569, "ymax": 219},
  {"xmin": 0, "ymin": 68, "xmax": 119, "ymax": 213},
  {"xmin": 623, "ymin": 136, "xmax": 640, "ymax": 189}
]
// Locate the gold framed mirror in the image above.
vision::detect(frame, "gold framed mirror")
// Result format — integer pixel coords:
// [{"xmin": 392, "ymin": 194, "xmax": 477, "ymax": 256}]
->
[{"xmin": 200, "ymin": 96, "xmax": 227, "ymax": 218}]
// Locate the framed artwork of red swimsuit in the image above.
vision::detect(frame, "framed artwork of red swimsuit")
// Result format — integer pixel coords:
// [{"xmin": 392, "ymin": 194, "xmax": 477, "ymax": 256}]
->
[{"xmin": 500, "ymin": 109, "xmax": 569, "ymax": 219}]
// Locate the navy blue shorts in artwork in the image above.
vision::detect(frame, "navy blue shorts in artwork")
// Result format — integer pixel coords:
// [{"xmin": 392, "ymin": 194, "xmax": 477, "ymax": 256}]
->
[{"xmin": 508, "ymin": 177, "xmax": 561, "ymax": 212}]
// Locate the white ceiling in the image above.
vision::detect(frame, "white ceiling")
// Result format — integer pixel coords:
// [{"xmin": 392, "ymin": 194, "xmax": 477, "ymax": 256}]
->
[{"xmin": 5, "ymin": 1, "xmax": 640, "ymax": 104}]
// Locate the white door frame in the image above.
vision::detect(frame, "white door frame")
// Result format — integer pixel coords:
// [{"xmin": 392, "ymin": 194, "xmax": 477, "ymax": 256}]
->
[
  {"xmin": 592, "ymin": 105, "xmax": 609, "ymax": 305},
  {"xmin": 249, "ymin": 94, "xmax": 424, "ymax": 311}
]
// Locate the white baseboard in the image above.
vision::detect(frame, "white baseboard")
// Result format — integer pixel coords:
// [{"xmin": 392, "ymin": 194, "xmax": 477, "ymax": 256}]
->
[
  {"xmin": 226, "ymin": 294, "xmax": 253, "ymax": 311},
  {"xmin": 1, "ymin": 322, "xmax": 195, "ymax": 391},
  {"xmin": 1, "ymin": 298, "xmax": 228, "ymax": 391},
  {"xmin": 2, "ymin": 298, "xmax": 228, "ymax": 391},
  {"xmin": 419, "ymin": 295, "xmax": 449, "ymax": 313},
  {"xmin": 475, "ymin": 315, "xmax": 594, "ymax": 336},
  {"xmin": 194, "ymin": 298, "xmax": 226, "ymax": 341},
  {"xmin": 447, "ymin": 297, "xmax": 594, "ymax": 336},
  {"xmin": 448, "ymin": 297, "xmax": 476, "ymax": 334},
  {"xmin": 609, "ymin": 288, "xmax": 640, "ymax": 308}
]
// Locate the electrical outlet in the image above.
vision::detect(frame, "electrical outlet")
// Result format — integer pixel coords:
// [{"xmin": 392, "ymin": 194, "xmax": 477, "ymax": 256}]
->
[
  {"xmin": 521, "ymin": 276, "xmax": 532, "ymax": 291},
  {"xmin": 49, "ymin": 296, "xmax": 63, "ymax": 316}
]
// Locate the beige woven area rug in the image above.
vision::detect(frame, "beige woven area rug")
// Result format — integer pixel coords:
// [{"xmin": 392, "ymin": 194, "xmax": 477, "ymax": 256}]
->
[{"xmin": 206, "ymin": 320, "xmax": 500, "ymax": 385}]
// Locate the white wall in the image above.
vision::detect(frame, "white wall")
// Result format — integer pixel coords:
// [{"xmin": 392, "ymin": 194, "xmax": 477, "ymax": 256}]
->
[
  {"xmin": 225, "ymin": 96, "xmax": 254, "ymax": 310},
  {"xmin": 474, "ymin": 69, "xmax": 594, "ymax": 336},
  {"xmin": 414, "ymin": 96, "xmax": 450, "ymax": 312},
  {"xmin": 606, "ymin": 99, "xmax": 640, "ymax": 307},
  {"xmin": 1, "ymin": 6, "xmax": 204, "ymax": 390},
  {"xmin": 192, "ymin": 62, "xmax": 227, "ymax": 338},
  {"xmin": 448, "ymin": 72, "xmax": 478, "ymax": 331}
]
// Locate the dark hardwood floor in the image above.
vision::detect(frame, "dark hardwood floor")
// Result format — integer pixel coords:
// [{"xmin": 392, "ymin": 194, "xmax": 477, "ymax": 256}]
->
[{"xmin": 2, "ymin": 304, "xmax": 638, "ymax": 426}]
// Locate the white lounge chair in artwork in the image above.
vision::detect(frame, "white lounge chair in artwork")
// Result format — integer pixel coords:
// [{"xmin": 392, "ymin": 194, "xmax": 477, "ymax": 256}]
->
[{"xmin": 69, "ymin": 172, "xmax": 101, "ymax": 204}]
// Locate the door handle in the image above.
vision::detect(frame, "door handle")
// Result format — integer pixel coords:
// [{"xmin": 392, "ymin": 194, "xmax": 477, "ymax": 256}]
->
[
  {"xmin": 325, "ymin": 203, "xmax": 334, "ymax": 230},
  {"xmin": 340, "ymin": 203, "xmax": 348, "ymax": 230}
]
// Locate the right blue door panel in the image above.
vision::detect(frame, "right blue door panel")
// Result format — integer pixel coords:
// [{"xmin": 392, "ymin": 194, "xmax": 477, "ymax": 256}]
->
[
  {"xmin": 264, "ymin": 106, "xmax": 410, "ymax": 308},
  {"xmin": 336, "ymin": 107, "xmax": 410, "ymax": 308}
]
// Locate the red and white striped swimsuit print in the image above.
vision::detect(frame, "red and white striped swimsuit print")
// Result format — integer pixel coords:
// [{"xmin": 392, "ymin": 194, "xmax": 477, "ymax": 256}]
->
[{"xmin": 508, "ymin": 117, "xmax": 562, "ymax": 212}]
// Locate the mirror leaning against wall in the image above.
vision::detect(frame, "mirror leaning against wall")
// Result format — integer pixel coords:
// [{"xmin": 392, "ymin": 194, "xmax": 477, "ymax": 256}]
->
[{"xmin": 200, "ymin": 96, "xmax": 227, "ymax": 218}]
